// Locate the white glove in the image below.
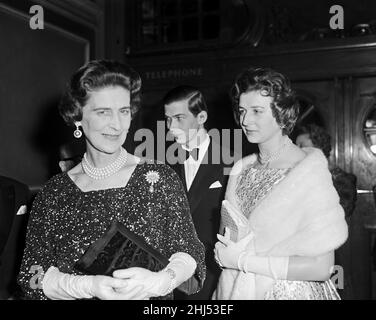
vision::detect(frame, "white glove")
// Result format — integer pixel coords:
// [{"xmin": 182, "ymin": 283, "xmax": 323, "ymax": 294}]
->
[
  {"xmin": 215, "ymin": 228, "xmax": 289, "ymax": 280},
  {"xmin": 238, "ymin": 254, "xmax": 289, "ymax": 280},
  {"xmin": 113, "ymin": 252, "xmax": 197, "ymax": 299},
  {"xmin": 112, "ymin": 267, "xmax": 170, "ymax": 299},
  {"xmin": 42, "ymin": 266, "xmax": 145, "ymax": 300},
  {"xmin": 214, "ymin": 228, "xmax": 255, "ymax": 269}
]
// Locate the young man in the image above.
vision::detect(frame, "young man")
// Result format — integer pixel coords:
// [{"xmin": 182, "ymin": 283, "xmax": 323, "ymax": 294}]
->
[{"xmin": 164, "ymin": 86, "xmax": 232, "ymax": 300}]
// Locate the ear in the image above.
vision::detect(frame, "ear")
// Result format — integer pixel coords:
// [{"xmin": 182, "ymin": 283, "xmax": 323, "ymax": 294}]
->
[{"xmin": 197, "ymin": 111, "xmax": 208, "ymax": 126}]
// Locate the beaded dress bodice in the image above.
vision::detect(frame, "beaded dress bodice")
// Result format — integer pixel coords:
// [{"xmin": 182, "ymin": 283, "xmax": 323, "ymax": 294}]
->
[{"xmin": 235, "ymin": 163, "xmax": 290, "ymax": 219}]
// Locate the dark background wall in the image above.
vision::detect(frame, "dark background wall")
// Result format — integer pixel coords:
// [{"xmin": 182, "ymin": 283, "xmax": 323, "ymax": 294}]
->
[{"xmin": 0, "ymin": 0, "xmax": 104, "ymax": 189}]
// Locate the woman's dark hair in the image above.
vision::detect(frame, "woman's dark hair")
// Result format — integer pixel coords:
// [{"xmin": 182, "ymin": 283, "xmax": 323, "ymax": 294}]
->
[
  {"xmin": 163, "ymin": 85, "xmax": 208, "ymax": 116},
  {"xmin": 59, "ymin": 60, "xmax": 141, "ymax": 125},
  {"xmin": 295, "ymin": 124, "xmax": 332, "ymax": 158},
  {"xmin": 230, "ymin": 67, "xmax": 299, "ymax": 135}
]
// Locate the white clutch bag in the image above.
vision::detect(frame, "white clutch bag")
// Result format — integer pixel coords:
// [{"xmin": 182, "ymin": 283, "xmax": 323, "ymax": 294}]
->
[{"xmin": 219, "ymin": 200, "xmax": 249, "ymax": 242}]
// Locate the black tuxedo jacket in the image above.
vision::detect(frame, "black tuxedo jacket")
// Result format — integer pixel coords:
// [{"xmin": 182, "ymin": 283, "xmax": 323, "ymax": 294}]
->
[
  {"xmin": 0, "ymin": 176, "xmax": 29, "ymax": 299},
  {"xmin": 170, "ymin": 138, "xmax": 232, "ymax": 300}
]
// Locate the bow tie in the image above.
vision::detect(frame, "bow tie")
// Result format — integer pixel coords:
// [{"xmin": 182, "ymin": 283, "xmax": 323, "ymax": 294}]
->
[{"xmin": 180, "ymin": 147, "xmax": 199, "ymax": 161}]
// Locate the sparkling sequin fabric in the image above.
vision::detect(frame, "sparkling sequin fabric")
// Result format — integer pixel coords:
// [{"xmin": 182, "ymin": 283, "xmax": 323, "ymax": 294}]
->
[
  {"xmin": 17, "ymin": 161, "xmax": 205, "ymax": 300},
  {"xmin": 235, "ymin": 164, "xmax": 289, "ymax": 219},
  {"xmin": 235, "ymin": 162, "xmax": 340, "ymax": 300},
  {"xmin": 265, "ymin": 279, "xmax": 340, "ymax": 300}
]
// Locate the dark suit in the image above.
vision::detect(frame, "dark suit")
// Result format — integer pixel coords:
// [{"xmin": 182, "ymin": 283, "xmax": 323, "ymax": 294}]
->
[
  {"xmin": 170, "ymin": 138, "xmax": 232, "ymax": 300},
  {"xmin": 0, "ymin": 176, "xmax": 29, "ymax": 299}
]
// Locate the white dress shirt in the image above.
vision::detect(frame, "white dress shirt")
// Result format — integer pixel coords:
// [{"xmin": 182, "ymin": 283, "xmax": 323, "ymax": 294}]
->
[{"xmin": 182, "ymin": 134, "xmax": 210, "ymax": 191}]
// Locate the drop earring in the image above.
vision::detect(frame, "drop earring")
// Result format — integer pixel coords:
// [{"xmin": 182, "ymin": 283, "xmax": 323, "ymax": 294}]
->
[{"xmin": 73, "ymin": 122, "xmax": 82, "ymax": 139}]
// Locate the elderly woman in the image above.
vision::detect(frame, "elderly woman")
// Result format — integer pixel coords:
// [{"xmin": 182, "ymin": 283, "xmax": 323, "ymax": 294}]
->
[
  {"xmin": 17, "ymin": 60, "xmax": 205, "ymax": 300},
  {"xmin": 213, "ymin": 67, "xmax": 348, "ymax": 300}
]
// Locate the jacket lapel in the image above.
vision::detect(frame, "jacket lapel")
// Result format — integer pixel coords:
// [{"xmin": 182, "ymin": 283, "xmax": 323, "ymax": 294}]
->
[
  {"xmin": 188, "ymin": 140, "xmax": 216, "ymax": 215},
  {"xmin": 0, "ymin": 184, "xmax": 16, "ymax": 257},
  {"xmin": 170, "ymin": 161, "xmax": 188, "ymax": 193}
]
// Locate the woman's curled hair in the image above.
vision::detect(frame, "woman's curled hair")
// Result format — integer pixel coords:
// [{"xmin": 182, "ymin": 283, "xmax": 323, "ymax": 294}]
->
[
  {"xmin": 59, "ymin": 60, "xmax": 141, "ymax": 126},
  {"xmin": 230, "ymin": 67, "xmax": 299, "ymax": 135},
  {"xmin": 295, "ymin": 123, "xmax": 332, "ymax": 158}
]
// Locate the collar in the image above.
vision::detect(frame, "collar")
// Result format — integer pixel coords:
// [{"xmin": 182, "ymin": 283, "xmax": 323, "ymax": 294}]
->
[{"xmin": 182, "ymin": 133, "xmax": 210, "ymax": 152}]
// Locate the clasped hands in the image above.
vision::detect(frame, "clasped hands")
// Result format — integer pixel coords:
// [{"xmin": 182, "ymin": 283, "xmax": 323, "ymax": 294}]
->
[
  {"xmin": 214, "ymin": 227, "xmax": 254, "ymax": 270},
  {"xmin": 91, "ymin": 267, "xmax": 170, "ymax": 300}
]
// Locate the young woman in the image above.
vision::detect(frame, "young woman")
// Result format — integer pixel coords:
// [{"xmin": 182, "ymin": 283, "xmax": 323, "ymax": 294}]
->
[{"xmin": 213, "ymin": 67, "xmax": 348, "ymax": 300}]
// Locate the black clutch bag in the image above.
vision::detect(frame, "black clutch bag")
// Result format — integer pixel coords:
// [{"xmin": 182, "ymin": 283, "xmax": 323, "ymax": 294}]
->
[{"xmin": 74, "ymin": 220, "xmax": 169, "ymax": 276}]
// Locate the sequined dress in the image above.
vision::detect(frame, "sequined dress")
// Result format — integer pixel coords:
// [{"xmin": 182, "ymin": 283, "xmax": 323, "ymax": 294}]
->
[
  {"xmin": 235, "ymin": 163, "xmax": 340, "ymax": 300},
  {"xmin": 17, "ymin": 161, "xmax": 206, "ymax": 300}
]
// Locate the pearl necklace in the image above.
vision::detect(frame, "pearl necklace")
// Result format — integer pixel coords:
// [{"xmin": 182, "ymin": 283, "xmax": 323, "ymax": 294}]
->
[
  {"xmin": 258, "ymin": 137, "xmax": 292, "ymax": 167},
  {"xmin": 82, "ymin": 148, "xmax": 128, "ymax": 180}
]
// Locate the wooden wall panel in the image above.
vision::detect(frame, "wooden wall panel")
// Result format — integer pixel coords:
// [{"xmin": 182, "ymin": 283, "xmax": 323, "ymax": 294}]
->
[{"xmin": 349, "ymin": 77, "xmax": 376, "ymax": 298}]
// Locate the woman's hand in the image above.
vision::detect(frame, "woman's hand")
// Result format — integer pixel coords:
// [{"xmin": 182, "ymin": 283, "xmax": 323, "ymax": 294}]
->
[
  {"xmin": 42, "ymin": 266, "xmax": 145, "ymax": 300},
  {"xmin": 214, "ymin": 228, "xmax": 254, "ymax": 270},
  {"xmin": 113, "ymin": 267, "xmax": 171, "ymax": 299},
  {"xmin": 89, "ymin": 275, "xmax": 145, "ymax": 300}
]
